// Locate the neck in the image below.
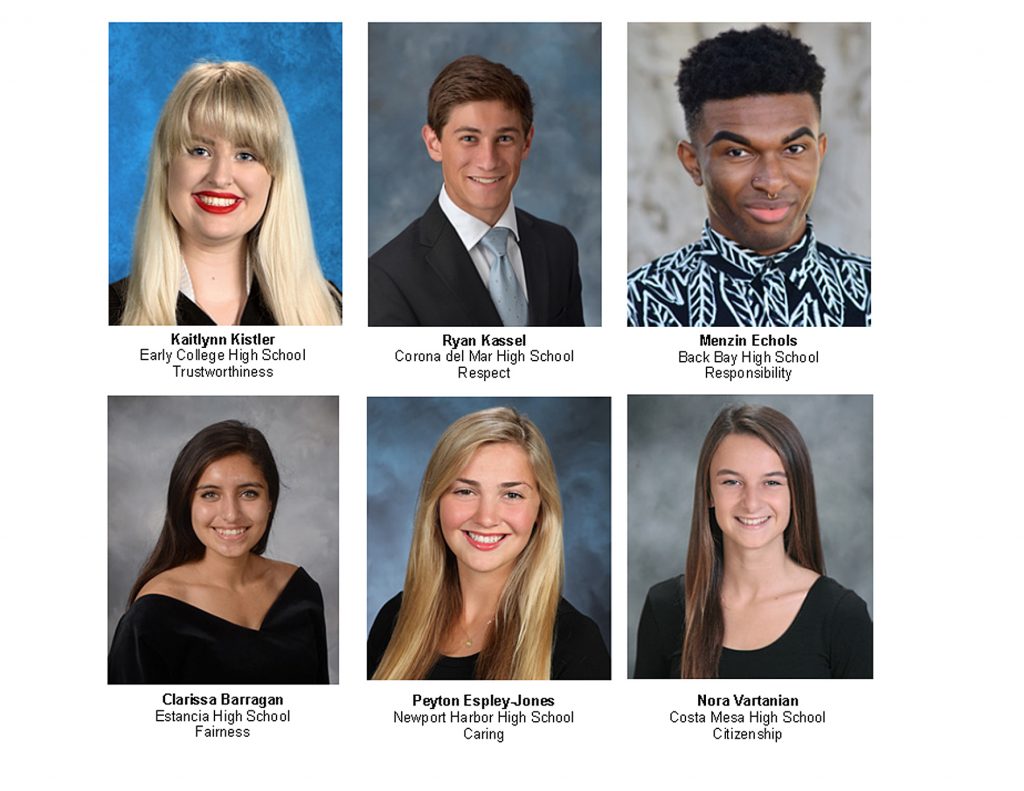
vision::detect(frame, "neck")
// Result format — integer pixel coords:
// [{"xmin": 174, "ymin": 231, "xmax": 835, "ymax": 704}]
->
[
  {"xmin": 721, "ymin": 541, "xmax": 798, "ymax": 600},
  {"xmin": 194, "ymin": 550, "xmax": 261, "ymax": 591},
  {"xmin": 456, "ymin": 565, "xmax": 510, "ymax": 624}
]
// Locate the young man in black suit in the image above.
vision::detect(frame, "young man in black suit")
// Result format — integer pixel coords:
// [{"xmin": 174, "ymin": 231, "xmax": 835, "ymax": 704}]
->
[{"xmin": 369, "ymin": 55, "xmax": 584, "ymax": 327}]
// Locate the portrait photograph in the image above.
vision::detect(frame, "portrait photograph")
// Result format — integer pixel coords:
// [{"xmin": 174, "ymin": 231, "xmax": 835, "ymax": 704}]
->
[
  {"xmin": 628, "ymin": 394, "xmax": 873, "ymax": 678},
  {"xmin": 108, "ymin": 22, "xmax": 342, "ymax": 325},
  {"xmin": 108, "ymin": 395, "xmax": 339, "ymax": 684},
  {"xmin": 627, "ymin": 23, "xmax": 871, "ymax": 327},
  {"xmin": 367, "ymin": 396, "xmax": 610, "ymax": 680},
  {"xmin": 368, "ymin": 23, "xmax": 602, "ymax": 327}
]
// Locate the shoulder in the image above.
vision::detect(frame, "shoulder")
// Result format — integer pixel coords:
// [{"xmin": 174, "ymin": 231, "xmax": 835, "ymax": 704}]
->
[
  {"xmin": 515, "ymin": 208, "xmax": 576, "ymax": 246},
  {"xmin": 371, "ymin": 592, "xmax": 404, "ymax": 630},
  {"xmin": 370, "ymin": 199, "xmax": 449, "ymax": 272},
  {"xmin": 136, "ymin": 567, "xmax": 191, "ymax": 602},
  {"xmin": 645, "ymin": 574, "xmax": 685, "ymax": 613},
  {"xmin": 555, "ymin": 598, "xmax": 602, "ymax": 641},
  {"xmin": 628, "ymin": 241, "xmax": 704, "ymax": 288},
  {"xmin": 553, "ymin": 598, "xmax": 610, "ymax": 680},
  {"xmin": 806, "ymin": 576, "xmax": 871, "ymax": 624},
  {"xmin": 814, "ymin": 239, "xmax": 871, "ymax": 271},
  {"xmin": 109, "ymin": 277, "xmax": 129, "ymax": 325}
]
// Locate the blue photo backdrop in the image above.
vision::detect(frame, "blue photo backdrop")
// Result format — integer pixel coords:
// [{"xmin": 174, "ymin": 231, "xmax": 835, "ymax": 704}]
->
[
  {"xmin": 367, "ymin": 397, "xmax": 611, "ymax": 650},
  {"xmin": 108, "ymin": 22, "xmax": 343, "ymax": 287}
]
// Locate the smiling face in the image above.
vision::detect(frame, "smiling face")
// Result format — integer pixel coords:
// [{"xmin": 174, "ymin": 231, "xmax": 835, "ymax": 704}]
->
[
  {"xmin": 709, "ymin": 433, "xmax": 791, "ymax": 555},
  {"xmin": 167, "ymin": 129, "xmax": 273, "ymax": 257},
  {"xmin": 439, "ymin": 442, "xmax": 540, "ymax": 581},
  {"xmin": 423, "ymin": 100, "xmax": 533, "ymax": 226},
  {"xmin": 678, "ymin": 93, "xmax": 827, "ymax": 255},
  {"xmin": 191, "ymin": 453, "xmax": 273, "ymax": 560}
]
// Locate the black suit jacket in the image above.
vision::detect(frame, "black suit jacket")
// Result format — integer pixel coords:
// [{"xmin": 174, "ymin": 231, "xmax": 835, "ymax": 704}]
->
[{"xmin": 369, "ymin": 198, "xmax": 584, "ymax": 326}]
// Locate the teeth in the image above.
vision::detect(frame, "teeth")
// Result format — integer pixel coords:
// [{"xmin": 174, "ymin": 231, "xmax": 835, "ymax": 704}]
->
[
  {"xmin": 216, "ymin": 527, "xmax": 247, "ymax": 536},
  {"xmin": 467, "ymin": 532, "xmax": 505, "ymax": 544},
  {"xmin": 470, "ymin": 177, "xmax": 502, "ymax": 184},
  {"xmin": 738, "ymin": 516, "xmax": 769, "ymax": 526},
  {"xmin": 198, "ymin": 194, "xmax": 238, "ymax": 207}
]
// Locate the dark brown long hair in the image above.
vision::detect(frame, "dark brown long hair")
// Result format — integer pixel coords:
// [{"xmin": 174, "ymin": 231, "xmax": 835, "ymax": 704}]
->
[
  {"xmin": 126, "ymin": 420, "xmax": 280, "ymax": 606},
  {"xmin": 682, "ymin": 405, "xmax": 824, "ymax": 678}
]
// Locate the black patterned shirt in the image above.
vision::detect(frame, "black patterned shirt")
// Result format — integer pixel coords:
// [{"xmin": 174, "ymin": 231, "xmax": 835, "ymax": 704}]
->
[{"xmin": 626, "ymin": 220, "xmax": 870, "ymax": 327}]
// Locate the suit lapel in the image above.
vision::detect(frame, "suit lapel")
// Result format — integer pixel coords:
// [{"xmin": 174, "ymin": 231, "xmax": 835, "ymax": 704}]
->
[
  {"xmin": 419, "ymin": 198, "xmax": 503, "ymax": 326},
  {"xmin": 516, "ymin": 209, "xmax": 549, "ymax": 326}
]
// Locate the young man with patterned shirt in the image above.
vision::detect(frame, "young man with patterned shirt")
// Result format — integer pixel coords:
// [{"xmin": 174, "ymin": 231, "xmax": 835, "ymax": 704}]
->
[{"xmin": 626, "ymin": 26, "xmax": 870, "ymax": 327}]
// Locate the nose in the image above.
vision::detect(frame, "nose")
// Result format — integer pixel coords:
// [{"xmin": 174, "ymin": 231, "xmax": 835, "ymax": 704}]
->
[
  {"xmin": 752, "ymin": 154, "xmax": 786, "ymax": 196},
  {"xmin": 219, "ymin": 496, "xmax": 240, "ymax": 523},
  {"xmin": 206, "ymin": 152, "xmax": 235, "ymax": 188},
  {"xmin": 739, "ymin": 485, "xmax": 762, "ymax": 512},
  {"xmin": 475, "ymin": 139, "xmax": 500, "ymax": 171},
  {"xmin": 474, "ymin": 495, "xmax": 501, "ymax": 528}
]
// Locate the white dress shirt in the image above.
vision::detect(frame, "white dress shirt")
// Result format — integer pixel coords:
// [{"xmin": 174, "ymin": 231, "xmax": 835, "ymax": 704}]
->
[{"xmin": 438, "ymin": 185, "xmax": 530, "ymax": 301}]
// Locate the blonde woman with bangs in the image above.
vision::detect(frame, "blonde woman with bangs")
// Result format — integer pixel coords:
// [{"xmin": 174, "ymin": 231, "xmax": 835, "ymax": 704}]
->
[
  {"xmin": 368, "ymin": 407, "xmax": 609, "ymax": 680},
  {"xmin": 110, "ymin": 61, "xmax": 341, "ymax": 325}
]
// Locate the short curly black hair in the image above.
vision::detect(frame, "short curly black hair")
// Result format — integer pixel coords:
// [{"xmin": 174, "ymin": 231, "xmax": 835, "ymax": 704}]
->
[{"xmin": 676, "ymin": 25, "xmax": 825, "ymax": 136}]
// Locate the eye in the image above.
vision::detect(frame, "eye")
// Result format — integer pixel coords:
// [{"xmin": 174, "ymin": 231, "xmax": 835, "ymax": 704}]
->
[
  {"xmin": 720, "ymin": 478, "xmax": 741, "ymax": 487},
  {"xmin": 498, "ymin": 134, "xmax": 515, "ymax": 143},
  {"xmin": 784, "ymin": 144, "xmax": 807, "ymax": 155},
  {"xmin": 451, "ymin": 486, "xmax": 476, "ymax": 497},
  {"xmin": 188, "ymin": 146, "xmax": 211, "ymax": 157},
  {"xmin": 764, "ymin": 479, "xmax": 785, "ymax": 487},
  {"xmin": 724, "ymin": 148, "xmax": 751, "ymax": 159},
  {"xmin": 503, "ymin": 490, "xmax": 526, "ymax": 501},
  {"xmin": 459, "ymin": 134, "xmax": 478, "ymax": 144},
  {"xmin": 236, "ymin": 150, "xmax": 259, "ymax": 162},
  {"xmin": 197, "ymin": 490, "xmax": 218, "ymax": 500},
  {"xmin": 240, "ymin": 489, "xmax": 261, "ymax": 499}
]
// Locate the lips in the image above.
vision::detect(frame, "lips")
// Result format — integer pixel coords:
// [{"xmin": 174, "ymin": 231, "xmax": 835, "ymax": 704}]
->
[
  {"xmin": 736, "ymin": 516, "xmax": 770, "ymax": 529},
  {"xmin": 213, "ymin": 526, "xmax": 250, "ymax": 541},
  {"xmin": 463, "ymin": 530, "xmax": 508, "ymax": 551},
  {"xmin": 468, "ymin": 176, "xmax": 504, "ymax": 185},
  {"xmin": 745, "ymin": 202, "xmax": 793, "ymax": 223},
  {"xmin": 193, "ymin": 191, "xmax": 243, "ymax": 214}
]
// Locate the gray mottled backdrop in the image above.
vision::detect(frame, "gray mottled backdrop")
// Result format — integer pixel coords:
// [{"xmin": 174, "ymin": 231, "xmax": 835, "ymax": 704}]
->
[
  {"xmin": 108, "ymin": 396, "xmax": 339, "ymax": 683},
  {"xmin": 628, "ymin": 23, "xmax": 871, "ymax": 273},
  {"xmin": 367, "ymin": 397, "xmax": 611, "ymax": 649},
  {"xmin": 368, "ymin": 23, "xmax": 602, "ymax": 325},
  {"xmin": 628, "ymin": 394, "xmax": 872, "ymax": 677}
]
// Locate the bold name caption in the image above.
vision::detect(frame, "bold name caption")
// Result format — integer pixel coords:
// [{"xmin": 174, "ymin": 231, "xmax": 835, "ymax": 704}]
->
[
  {"xmin": 153, "ymin": 692, "xmax": 291, "ymax": 738},
  {"xmin": 392, "ymin": 334, "xmax": 575, "ymax": 381},
  {"xmin": 678, "ymin": 334, "xmax": 820, "ymax": 382},
  {"xmin": 138, "ymin": 332, "xmax": 308, "ymax": 379},
  {"xmin": 668, "ymin": 693, "xmax": 827, "ymax": 742},
  {"xmin": 392, "ymin": 693, "xmax": 574, "ymax": 743}
]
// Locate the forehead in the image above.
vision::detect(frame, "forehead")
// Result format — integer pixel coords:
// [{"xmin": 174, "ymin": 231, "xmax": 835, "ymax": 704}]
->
[
  {"xmin": 198, "ymin": 453, "xmax": 265, "ymax": 482},
  {"xmin": 711, "ymin": 433, "xmax": 785, "ymax": 472},
  {"xmin": 458, "ymin": 442, "xmax": 535, "ymax": 480},
  {"xmin": 695, "ymin": 93, "xmax": 820, "ymax": 145},
  {"xmin": 443, "ymin": 100, "xmax": 526, "ymax": 134}
]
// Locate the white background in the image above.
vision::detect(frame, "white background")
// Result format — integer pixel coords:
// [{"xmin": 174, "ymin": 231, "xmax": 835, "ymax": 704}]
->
[{"xmin": 1, "ymin": 1, "xmax": 1017, "ymax": 788}]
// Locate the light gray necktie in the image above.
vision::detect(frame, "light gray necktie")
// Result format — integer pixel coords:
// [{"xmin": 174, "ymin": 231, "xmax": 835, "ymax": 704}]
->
[{"xmin": 480, "ymin": 227, "xmax": 528, "ymax": 327}]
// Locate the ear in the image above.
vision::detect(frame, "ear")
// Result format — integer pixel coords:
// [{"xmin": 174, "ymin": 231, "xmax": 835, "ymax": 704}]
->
[
  {"xmin": 522, "ymin": 125, "xmax": 534, "ymax": 159},
  {"xmin": 677, "ymin": 140, "xmax": 703, "ymax": 186},
  {"xmin": 422, "ymin": 124, "xmax": 443, "ymax": 163},
  {"xmin": 817, "ymin": 131, "xmax": 828, "ymax": 163}
]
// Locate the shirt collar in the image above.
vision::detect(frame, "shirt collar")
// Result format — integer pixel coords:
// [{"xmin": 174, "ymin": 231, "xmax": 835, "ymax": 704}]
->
[
  {"xmin": 438, "ymin": 184, "xmax": 520, "ymax": 251},
  {"xmin": 701, "ymin": 217, "xmax": 817, "ymax": 278}
]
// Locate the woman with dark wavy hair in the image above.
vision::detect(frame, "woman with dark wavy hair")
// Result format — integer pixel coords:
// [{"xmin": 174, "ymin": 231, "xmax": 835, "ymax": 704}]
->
[
  {"xmin": 635, "ymin": 404, "xmax": 872, "ymax": 678},
  {"xmin": 108, "ymin": 420, "xmax": 328, "ymax": 683}
]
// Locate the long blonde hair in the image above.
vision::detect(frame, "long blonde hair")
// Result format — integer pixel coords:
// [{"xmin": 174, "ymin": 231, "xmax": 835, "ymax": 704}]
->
[
  {"xmin": 119, "ymin": 61, "xmax": 340, "ymax": 325},
  {"xmin": 373, "ymin": 407, "xmax": 564, "ymax": 680}
]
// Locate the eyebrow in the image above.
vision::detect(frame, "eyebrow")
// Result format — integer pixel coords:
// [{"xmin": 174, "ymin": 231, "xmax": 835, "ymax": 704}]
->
[
  {"xmin": 451, "ymin": 126, "xmax": 522, "ymax": 135},
  {"xmin": 454, "ymin": 477, "xmax": 534, "ymax": 489},
  {"xmin": 196, "ymin": 481, "xmax": 266, "ymax": 490},
  {"xmin": 714, "ymin": 469, "xmax": 787, "ymax": 478},
  {"xmin": 706, "ymin": 127, "xmax": 817, "ymax": 147}
]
